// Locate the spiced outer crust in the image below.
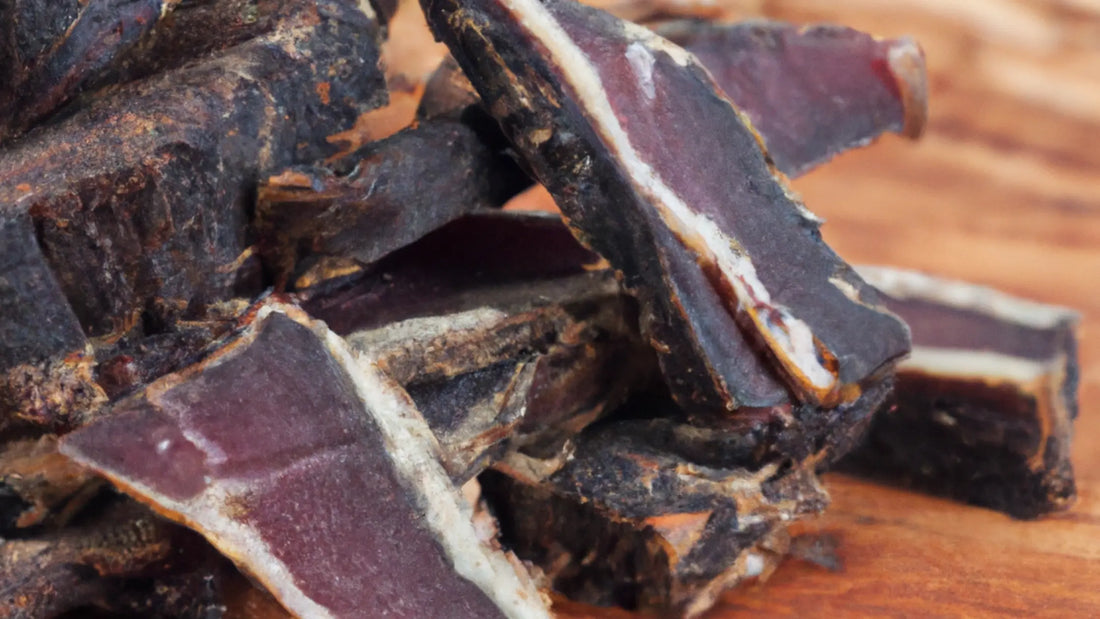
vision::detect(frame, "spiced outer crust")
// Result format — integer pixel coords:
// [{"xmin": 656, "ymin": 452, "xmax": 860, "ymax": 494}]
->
[
  {"xmin": 0, "ymin": 0, "xmax": 372, "ymax": 147},
  {"xmin": 644, "ymin": 373, "xmax": 894, "ymax": 472},
  {"xmin": 842, "ymin": 377, "xmax": 1076, "ymax": 519},
  {"xmin": 0, "ymin": 0, "xmax": 167, "ymax": 143},
  {"xmin": 840, "ymin": 267, "xmax": 1079, "ymax": 519},
  {"xmin": 482, "ymin": 420, "xmax": 829, "ymax": 617},
  {"xmin": 0, "ymin": 497, "xmax": 222, "ymax": 619},
  {"xmin": 300, "ymin": 211, "xmax": 651, "ymax": 480},
  {"xmin": 420, "ymin": 0, "xmax": 909, "ymax": 413},
  {"xmin": 257, "ymin": 118, "xmax": 529, "ymax": 285},
  {"xmin": 0, "ymin": 0, "xmax": 386, "ymax": 427}
]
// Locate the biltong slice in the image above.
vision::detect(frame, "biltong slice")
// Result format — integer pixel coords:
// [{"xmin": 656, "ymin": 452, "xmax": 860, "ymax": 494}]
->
[
  {"xmin": 0, "ymin": 0, "xmax": 166, "ymax": 142},
  {"xmin": 842, "ymin": 267, "xmax": 1079, "ymax": 519},
  {"xmin": 416, "ymin": 18, "xmax": 928, "ymax": 182},
  {"xmin": 60, "ymin": 303, "xmax": 550, "ymax": 618},
  {"xmin": 0, "ymin": 0, "xmax": 352, "ymax": 145},
  {"xmin": 258, "ymin": 118, "xmax": 529, "ymax": 285},
  {"xmin": 349, "ymin": 268, "xmax": 651, "ymax": 480},
  {"xmin": 656, "ymin": 19, "xmax": 928, "ymax": 178},
  {"xmin": 421, "ymin": 0, "xmax": 910, "ymax": 412},
  {"xmin": 0, "ymin": 0, "xmax": 385, "ymax": 426},
  {"xmin": 482, "ymin": 420, "xmax": 828, "ymax": 617},
  {"xmin": 299, "ymin": 211, "xmax": 607, "ymax": 331},
  {"xmin": 301, "ymin": 211, "xmax": 650, "ymax": 480}
]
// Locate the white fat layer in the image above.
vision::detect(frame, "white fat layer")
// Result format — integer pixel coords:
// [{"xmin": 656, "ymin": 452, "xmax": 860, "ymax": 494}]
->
[
  {"xmin": 64, "ymin": 304, "xmax": 547, "ymax": 619},
  {"xmin": 904, "ymin": 346, "xmax": 1050, "ymax": 383},
  {"xmin": 625, "ymin": 42, "xmax": 656, "ymax": 100},
  {"xmin": 498, "ymin": 0, "xmax": 834, "ymax": 391},
  {"xmin": 828, "ymin": 275, "xmax": 862, "ymax": 303},
  {"xmin": 693, "ymin": 218, "xmax": 834, "ymax": 389},
  {"xmin": 320, "ymin": 321, "xmax": 551, "ymax": 619},
  {"xmin": 62, "ymin": 411, "xmax": 332, "ymax": 619},
  {"xmin": 345, "ymin": 307, "xmax": 509, "ymax": 353},
  {"xmin": 857, "ymin": 266, "xmax": 1078, "ymax": 329}
]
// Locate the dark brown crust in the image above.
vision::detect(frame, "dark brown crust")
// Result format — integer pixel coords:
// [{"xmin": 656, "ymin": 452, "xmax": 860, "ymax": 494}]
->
[
  {"xmin": 417, "ymin": 56, "xmax": 481, "ymax": 120},
  {"xmin": 257, "ymin": 118, "xmax": 529, "ymax": 285},
  {"xmin": 0, "ymin": 0, "xmax": 165, "ymax": 142},
  {"xmin": 482, "ymin": 419, "xmax": 828, "ymax": 615},
  {"xmin": 0, "ymin": 434, "xmax": 101, "ymax": 531},
  {"xmin": 0, "ymin": 497, "xmax": 221, "ymax": 618},
  {"xmin": 0, "ymin": 0, "xmax": 385, "ymax": 427},
  {"xmin": 0, "ymin": 1, "xmax": 331, "ymax": 146},
  {"xmin": 61, "ymin": 308, "xmax": 516, "ymax": 617},
  {"xmin": 841, "ymin": 374, "xmax": 1076, "ymax": 519},
  {"xmin": 634, "ymin": 373, "xmax": 894, "ymax": 473},
  {"xmin": 0, "ymin": 213, "xmax": 102, "ymax": 428}
]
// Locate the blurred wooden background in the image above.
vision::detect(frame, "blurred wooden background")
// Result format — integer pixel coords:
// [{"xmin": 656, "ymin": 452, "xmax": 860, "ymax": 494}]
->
[{"xmin": 383, "ymin": 0, "xmax": 1100, "ymax": 616}]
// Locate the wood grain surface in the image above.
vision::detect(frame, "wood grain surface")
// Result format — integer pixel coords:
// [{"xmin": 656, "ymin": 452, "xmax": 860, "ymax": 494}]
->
[{"xmin": 388, "ymin": 0, "xmax": 1100, "ymax": 615}]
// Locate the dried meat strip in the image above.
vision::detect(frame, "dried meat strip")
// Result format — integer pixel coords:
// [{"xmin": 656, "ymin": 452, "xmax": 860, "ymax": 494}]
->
[
  {"xmin": 347, "ymin": 267, "xmax": 650, "ymax": 480},
  {"xmin": 0, "ymin": 0, "xmax": 386, "ymax": 427},
  {"xmin": 482, "ymin": 419, "xmax": 828, "ymax": 617},
  {"xmin": 302, "ymin": 212, "xmax": 651, "ymax": 480},
  {"xmin": 0, "ymin": 0, "xmax": 357, "ymax": 145},
  {"xmin": 299, "ymin": 211, "xmax": 606, "ymax": 329},
  {"xmin": 61, "ymin": 302, "xmax": 551, "ymax": 618},
  {"xmin": 656, "ymin": 19, "xmax": 928, "ymax": 178},
  {"xmin": 842, "ymin": 267, "xmax": 1079, "ymax": 519},
  {"xmin": 0, "ymin": 0, "xmax": 167, "ymax": 142},
  {"xmin": 420, "ymin": 0, "xmax": 910, "ymax": 412},
  {"xmin": 258, "ymin": 119, "xmax": 529, "ymax": 285},
  {"xmin": 416, "ymin": 18, "xmax": 928, "ymax": 182}
]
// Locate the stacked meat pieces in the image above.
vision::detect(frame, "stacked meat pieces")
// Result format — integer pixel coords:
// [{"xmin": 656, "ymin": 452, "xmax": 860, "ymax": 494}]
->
[{"xmin": 0, "ymin": 0, "xmax": 1080, "ymax": 617}]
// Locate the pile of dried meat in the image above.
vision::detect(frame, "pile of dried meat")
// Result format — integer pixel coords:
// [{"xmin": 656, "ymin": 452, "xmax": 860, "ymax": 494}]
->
[{"xmin": 0, "ymin": 0, "xmax": 1080, "ymax": 617}]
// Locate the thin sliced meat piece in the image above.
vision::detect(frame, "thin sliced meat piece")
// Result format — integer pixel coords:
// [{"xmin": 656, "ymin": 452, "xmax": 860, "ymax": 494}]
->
[
  {"xmin": 420, "ymin": 0, "xmax": 910, "ymax": 410},
  {"xmin": 842, "ymin": 266, "xmax": 1079, "ymax": 519}
]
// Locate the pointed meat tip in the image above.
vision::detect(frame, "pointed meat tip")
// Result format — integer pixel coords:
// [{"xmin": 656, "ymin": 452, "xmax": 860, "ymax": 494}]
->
[{"xmin": 886, "ymin": 37, "xmax": 929, "ymax": 139}]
